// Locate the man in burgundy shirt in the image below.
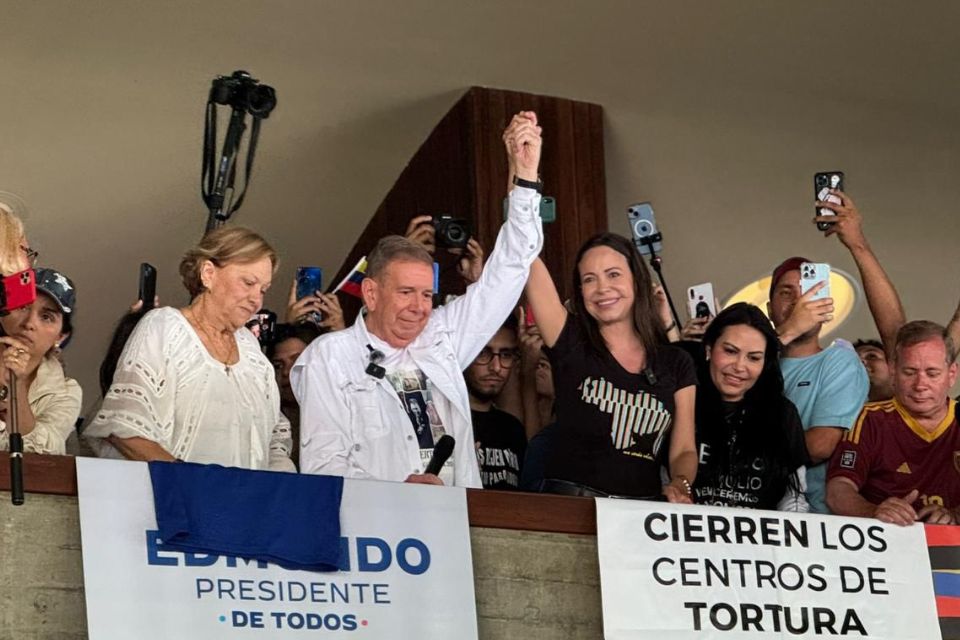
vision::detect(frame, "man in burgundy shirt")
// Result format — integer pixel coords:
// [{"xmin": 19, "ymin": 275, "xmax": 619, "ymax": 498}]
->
[{"xmin": 827, "ymin": 321, "xmax": 960, "ymax": 525}]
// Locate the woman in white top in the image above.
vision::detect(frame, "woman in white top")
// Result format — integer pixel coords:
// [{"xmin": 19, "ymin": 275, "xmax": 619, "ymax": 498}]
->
[{"xmin": 85, "ymin": 227, "xmax": 294, "ymax": 471}]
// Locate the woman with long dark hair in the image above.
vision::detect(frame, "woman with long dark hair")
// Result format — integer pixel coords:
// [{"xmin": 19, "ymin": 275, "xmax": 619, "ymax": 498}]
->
[
  {"xmin": 681, "ymin": 303, "xmax": 809, "ymax": 510},
  {"xmin": 524, "ymin": 232, "xmax": 697, "ymax": 501}
]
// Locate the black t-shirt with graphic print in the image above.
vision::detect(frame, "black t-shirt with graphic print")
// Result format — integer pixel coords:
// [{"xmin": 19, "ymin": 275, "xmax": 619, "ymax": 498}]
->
[
  {"xmin": 543, "ymin": 316, "xmax": 697, "ymax": 497},
  {"xmin": 472, "ymin": 408, "xmax": 527, "ymax": 490}
]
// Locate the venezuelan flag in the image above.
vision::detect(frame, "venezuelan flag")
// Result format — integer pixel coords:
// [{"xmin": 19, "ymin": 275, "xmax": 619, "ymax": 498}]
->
[
  {"xmin": 333, "ymin": 257, "xmax": 367, "ymax": 298},
  {"xmin": 926, "ymin": 524, "xmax": 960, "ymax": 637}
]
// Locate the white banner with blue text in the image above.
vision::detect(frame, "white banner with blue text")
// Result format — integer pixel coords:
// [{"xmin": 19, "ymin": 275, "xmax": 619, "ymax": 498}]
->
[
  {"xmin": 596, "ymin": 499, "xmax": 941, "ymax": 640},
  {"xmin": 77, "ymin": 458, "xmax": 478, "ymax": 639}
]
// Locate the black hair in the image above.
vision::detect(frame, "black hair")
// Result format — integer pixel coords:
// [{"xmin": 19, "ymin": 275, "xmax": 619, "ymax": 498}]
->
[
  {"xmin": 99, "ymin": 310, "xmax": 146, "ymax": 396},
  {"xmin": 853, "ymin": 338, "xmax": 884, "ymax": 352},
  {"xmin": 500, "ymin": 312, "xmax": 519, "ymax": 335},
  {"xmin": 570, "ymin": 232, "xmax": 667, "ymax": 359},
  {"xmin": 61, "ymin": 314, "xmax": 73, "ymax": 339},
  {"xmin": 699, "ymin": 302, "xmax": 802, "ymax": 492},
  {"xmin": 267, "ymin": 323, "xmax": 322, "ymax": 359}
]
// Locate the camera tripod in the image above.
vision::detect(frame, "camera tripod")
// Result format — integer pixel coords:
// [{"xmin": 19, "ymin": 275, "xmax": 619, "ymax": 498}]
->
[{"xmin": 202, "ymin": 71, "xmax": 277, "ymax": 233}]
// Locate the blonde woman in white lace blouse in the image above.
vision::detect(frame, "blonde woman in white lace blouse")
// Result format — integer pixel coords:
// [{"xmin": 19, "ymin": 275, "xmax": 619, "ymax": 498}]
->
[{"xmin": 85, "ymin": 227, "xmax": 294, "ymax": 471}]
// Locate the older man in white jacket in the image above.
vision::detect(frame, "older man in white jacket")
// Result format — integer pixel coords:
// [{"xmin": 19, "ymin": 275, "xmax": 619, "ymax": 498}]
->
[{"xmin": 293, "ymin": 112, "xmax": 544, "ymax": 487}]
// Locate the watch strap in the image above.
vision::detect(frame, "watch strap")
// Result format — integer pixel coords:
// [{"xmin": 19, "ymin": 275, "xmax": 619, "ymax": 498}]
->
[{"xmin": 512, "ymin": 175, "xmax": 543, "ymax": 192}]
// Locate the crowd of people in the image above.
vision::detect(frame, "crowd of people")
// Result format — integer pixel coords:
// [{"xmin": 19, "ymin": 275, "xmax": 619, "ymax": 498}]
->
[{"xmin": 2, "ymin": 109, "xmax": 959, "ymax": 528}]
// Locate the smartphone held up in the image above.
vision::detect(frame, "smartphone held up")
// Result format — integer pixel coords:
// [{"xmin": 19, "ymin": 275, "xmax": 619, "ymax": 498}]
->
[
  {"xmin": 295, "ymin": 266, "xmax": 323, "ymax": 325},
  {"xmin": 627, "ymin": 202, "xmax": 662, "ymax": 256},
  {"xmin": 799, "ymin": 262, "xmax": 831, "ymax": 301},
  {"xmin": 686, "ymin": 283, "xmax": 717, "ymax": 320},
  {"xmin": 0, "ymin": 269, "xmax": 37, "ymax": 313},
  {"xmin": 814, "ymin": 171, "xmax": 844, "ymax": 231},
  {"xmin": 138, "ymin": 263, "xmax": 157, "ymax": 312}
]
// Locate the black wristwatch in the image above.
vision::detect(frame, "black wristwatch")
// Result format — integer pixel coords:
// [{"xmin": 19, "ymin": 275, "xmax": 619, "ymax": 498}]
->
[{"xmin": 512, "ymin": 175, "xmax": 543, "ymax": 193}]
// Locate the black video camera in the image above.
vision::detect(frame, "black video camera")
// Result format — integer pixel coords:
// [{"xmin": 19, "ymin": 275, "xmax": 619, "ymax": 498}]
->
[
  {"xmin": 432, "ymin": 215, "xmax": 471, "ymax": 249},
  {"xmin": 209, "ymin": 70, "xmax": 277, "ymax": 119}
]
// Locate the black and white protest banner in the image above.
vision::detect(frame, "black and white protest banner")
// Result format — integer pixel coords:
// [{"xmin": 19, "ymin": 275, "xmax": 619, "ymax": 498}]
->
[{"xmin": 597, "ymin": 500, "xmax": 940, "ymax": 639}]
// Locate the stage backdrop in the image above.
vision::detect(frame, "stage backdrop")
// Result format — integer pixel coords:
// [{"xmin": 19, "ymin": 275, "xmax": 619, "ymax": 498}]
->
[
  {"xmin": 597, "ymin": 499, "xmax": 941, "ymax": 640},
  {"xmin": 76, "ymin": 458, "xmax": 478, "ymax": 639}
]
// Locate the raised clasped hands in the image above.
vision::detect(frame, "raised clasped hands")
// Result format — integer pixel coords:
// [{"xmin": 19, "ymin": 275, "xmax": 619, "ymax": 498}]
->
[{"xmin": 502, "ymin": 111, "xmax": 542, "ymax": 182}]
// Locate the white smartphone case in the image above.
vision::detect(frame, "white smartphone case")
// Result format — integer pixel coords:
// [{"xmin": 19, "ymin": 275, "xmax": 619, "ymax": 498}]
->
[{"xmin": 686, "ymin": 283, "xmax": 717, "ymax": 319}]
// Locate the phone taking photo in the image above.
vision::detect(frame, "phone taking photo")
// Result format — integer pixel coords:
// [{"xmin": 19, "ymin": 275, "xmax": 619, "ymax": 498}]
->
[
  {"xmin": 814, "ymin": 171, "xmax": 844, "ymax": 231},
  {"xmin": 295, "ymin": 266, "xmax": 323, "ymax": 325},
  {"xmin": 799, "ymin": 262, "xmax": 831, "ymax": 301},
  {"xmin": 627, "ymin": 202, "xmax": 662, "ymax": 256},
  {"xmin": 0, "ymin": 269, "xmax": 37, "ymax": 313},
  {"xmin": 139, "ymin": 263, "xmax": 157, "ymax": 312},
  {"xmin": 686, "ymin": 283, "xmax": 717, "ymax": 320}
]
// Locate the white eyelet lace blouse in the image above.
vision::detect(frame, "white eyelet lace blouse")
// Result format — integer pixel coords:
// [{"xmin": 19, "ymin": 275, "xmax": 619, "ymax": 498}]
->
[{"xmin": 84, "ymin": 307, "xmax": 294, "ymax": 471}]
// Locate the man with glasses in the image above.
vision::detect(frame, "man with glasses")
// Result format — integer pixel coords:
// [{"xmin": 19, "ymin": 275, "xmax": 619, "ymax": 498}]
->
[{"xmin": 465, "ymin": 316, "xmax": 526, "ymax": 490}]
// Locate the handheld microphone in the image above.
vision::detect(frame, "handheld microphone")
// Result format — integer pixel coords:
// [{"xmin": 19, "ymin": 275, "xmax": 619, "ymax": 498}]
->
[
  {"xmin": 365, "ymin": 344, "xmax": 385, "ymax": 379},
  {"xmin": 424, "ymin": 435, "xmax": 455, "ymax": 476}
]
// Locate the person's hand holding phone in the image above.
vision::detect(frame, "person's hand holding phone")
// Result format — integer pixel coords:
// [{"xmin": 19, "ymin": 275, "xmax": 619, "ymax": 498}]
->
[
  {"xmin": 454, "ymin": 238, "xmax": 484, "ymax": 284},
  {"xmin": 314, "ymin": 293, "xmax": 345, "ymax": 331},
  {"xmin": 777, "ymin": 282, "xmax": 834, "ymax": 346},
  {"xmin": 286, "ymin": 280, "xmax": 322, "ymax": 325},
  {"xmin": 815, "ymin": 189, "xmax": 866, "ymax": 250},
  {"xmin": 405, "ymin": 215, "xmax": 436, "ymax": 254},
  {"xmin": 130, "ymin": 296, "xmax": 160, "ymax": 314},
  {"xmin": 680, "ymin": 317, "xmax": 710, "ymax": 342}
]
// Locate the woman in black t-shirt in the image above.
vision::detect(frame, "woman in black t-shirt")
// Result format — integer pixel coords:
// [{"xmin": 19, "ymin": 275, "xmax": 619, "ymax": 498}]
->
[
  {"xmin": 525, "ymin": 232, "xmax": 698, "ymax": 501},
  {"xmin": 680, "ymin": 303, "xmax": 809, "ymax": 511}
]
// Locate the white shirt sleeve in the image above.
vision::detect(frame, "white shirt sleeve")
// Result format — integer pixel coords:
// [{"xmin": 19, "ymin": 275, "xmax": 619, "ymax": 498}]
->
[
  {"xmin": 83, "ymin": 311, "xmax": 177, "ymax": 451},
  {"xmin": 437, "ymin": 186, "xmax": 543, "ymax": 368}
]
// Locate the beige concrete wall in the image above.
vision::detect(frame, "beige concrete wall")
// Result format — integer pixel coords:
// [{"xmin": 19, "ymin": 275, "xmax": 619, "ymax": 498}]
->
[
  {"xmin": 0, "ymin": 494, "xmax": 87, "ymax": 640},
  {"xmin": 2, "ymin": 2, "xmax": 959, "ymax": 404},
  {"xmin": 0, "ymin": 493, "xmax": 602, "ymax": 640}
]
